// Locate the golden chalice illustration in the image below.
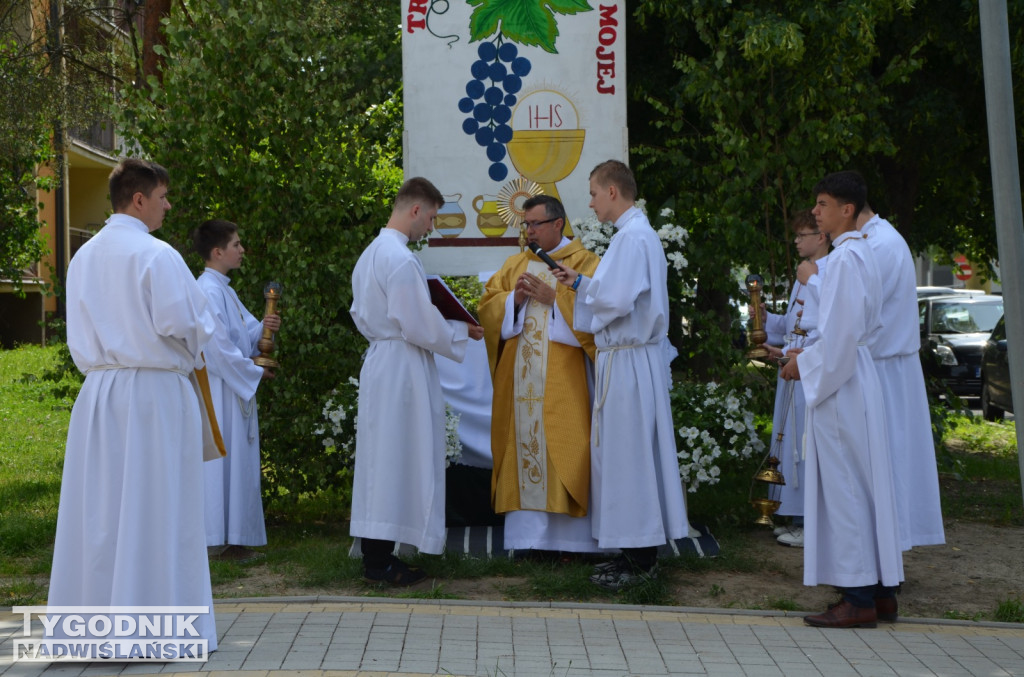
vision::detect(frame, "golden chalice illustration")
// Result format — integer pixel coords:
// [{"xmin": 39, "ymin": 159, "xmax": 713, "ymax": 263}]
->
[{"xmin": 508, "ymin": 90, "xmax": 585, "ymax": 236}]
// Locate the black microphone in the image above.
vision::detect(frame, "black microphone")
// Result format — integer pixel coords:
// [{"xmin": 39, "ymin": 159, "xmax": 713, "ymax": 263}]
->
[{"xmin": 527, "ymin": 242, "xmax": 563, "ymax": 271}]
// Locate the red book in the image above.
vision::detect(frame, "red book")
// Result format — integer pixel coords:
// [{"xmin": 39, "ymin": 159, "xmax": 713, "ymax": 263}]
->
[{"xmin": 426, "ymin": 275, "xmax": 480, "ymax": 326}]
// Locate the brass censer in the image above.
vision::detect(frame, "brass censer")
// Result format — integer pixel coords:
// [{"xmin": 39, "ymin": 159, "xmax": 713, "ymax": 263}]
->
[{"xmin": 749, "ymin": 378, "xmax": 791, "ymax": 526}]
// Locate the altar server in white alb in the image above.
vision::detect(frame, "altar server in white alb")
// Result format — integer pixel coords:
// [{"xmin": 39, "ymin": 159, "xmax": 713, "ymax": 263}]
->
[
  {"xmin": 193, "ymin": 219, "xmax": 280, "ymax": 562},
  {"xmin": 761, "ymin": 210, "xmax": 831, "ymax": 548},
  {"xmin": 49, "ymin": 159, "xmax": 220, "ymax": 649},
  {"xmin": 349, "ymin": 177, "xmax": 485, "ymax": 586},
  {"xmin": 781, "ymin": 170, "xmax": 903, "ymax": 629},
  {"xmin": 857, "ymin": 205, "xmax": 945, "ymax": 552},
  {"xmin": 553, "ymin": 160, "xmax": 689, "ymax": 591}
]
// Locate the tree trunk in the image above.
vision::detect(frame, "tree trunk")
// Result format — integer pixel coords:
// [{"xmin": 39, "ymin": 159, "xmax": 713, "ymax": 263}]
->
[{"xmin": 142, "ymin": 0, "xmax": 171, "ymax": 87}]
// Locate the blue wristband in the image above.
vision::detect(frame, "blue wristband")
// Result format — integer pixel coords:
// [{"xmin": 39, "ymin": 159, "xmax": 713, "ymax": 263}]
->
[{"xmin": 571, "ymin": 273, "xmax": 582, "ymax": 291}]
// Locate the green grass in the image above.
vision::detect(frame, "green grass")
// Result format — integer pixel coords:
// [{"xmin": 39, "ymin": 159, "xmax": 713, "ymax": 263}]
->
[
  {"xmin": 939, "ymin": 415, "xmax": 1023, "ymax": 526},
  {"xmin": 994, "ymin": 597, "xmax": 1024, "ymax": 623},
  {"xmin": 4, "ymin": 344, "xmax": 1024, "ymax": 616},
  {"xmin": 0, "ymin": 345, "xmax": 76, "ymax": 605}
]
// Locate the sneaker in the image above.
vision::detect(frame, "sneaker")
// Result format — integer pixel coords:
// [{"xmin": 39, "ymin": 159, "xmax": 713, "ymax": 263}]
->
[
  {"xmin": 777, "ymin": 527, "xmax": 804, "ymax": 547},
  {"xmin": 590, "ymin": 560, "xmax": 658, "ymax": 592},
  {"xmin": 363, "ymin": 559, "xmax": 427, "ymax": 587},
  {"xmin": 772, "ymin": 525, "xmax": 791, "ymax": 537}
]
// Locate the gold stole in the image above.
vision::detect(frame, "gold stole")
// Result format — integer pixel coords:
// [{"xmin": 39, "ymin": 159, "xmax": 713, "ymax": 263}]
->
[
  {"xmin": 513, "ymin": 261, "xmax": 556, "ymax": 509},
  {"xmin": 191, "ymin": 363, "xmax": 227, "ymax": 461}
]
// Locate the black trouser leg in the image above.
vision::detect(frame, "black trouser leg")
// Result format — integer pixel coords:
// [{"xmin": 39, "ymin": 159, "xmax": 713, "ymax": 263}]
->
[
  {"xmin": 361, "ymin": 538, "xmax": 395, "ymax": 570},
  {"xmin": 622, "ymin": 546, "xmax": 658, "ymax": 572}
]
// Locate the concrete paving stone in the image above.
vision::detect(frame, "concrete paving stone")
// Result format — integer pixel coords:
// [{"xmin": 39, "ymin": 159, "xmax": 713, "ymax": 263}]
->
[
  {"xmin": 317, "ymin": 657, "xmax": 363, "ymax": 671},
  {"xmin": 689, "ymin": 639, "xmax": 730, "ymax": 651},
  {"xmin": 695, "ymin": 665, "xmax": 746, "ymax": 677},
  {"xmin": 837, "ymin": 647, "xmax": 884, "ymax": 660},
  {"xmin": 511, "ymin": 646, "xmax": 551, "ymax": 658},
  {"xmin": 623, "ymin": 660, "xmax": 669, "ymax": 674},
  {"xmin": 563, "ymin": 668, "xmax": 621, "ymax": 677},
  {"xmin": 728, "ymin": 654, "xmax": 779, "ymax": 668},
  {"xmin": 757, "ymin": 648, "xmax": 811, "ymax": 664},
  {"xmin": 764, "ymin": 668, "xmax": 827, "ymax": 677},
  {"xmin": 954, "ymin": 656, "xmax": 1017, "ymax": 674},
  {"xmin": 236, "ymin": 659, "xmax": 284, "ymax": 671},
  {"xmin": 847, "ymin": 661, "xmax": 899, "ymax": 676},
  {"xmin": 738, "ymin": 665, "xmax": 784, "ymax": 677},
  {"xmin": 109, "ymin": 664, "xmax": 164, "ymax": 674},
  {"xmin": 279, "ymin": 656, "xmax": 327, "ymax": 671}
]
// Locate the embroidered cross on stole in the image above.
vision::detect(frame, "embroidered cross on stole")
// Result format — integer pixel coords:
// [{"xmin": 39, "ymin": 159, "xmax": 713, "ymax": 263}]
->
[{"xmin": 512, "ymin": 260, "xmax": 557, "ymax": 510}]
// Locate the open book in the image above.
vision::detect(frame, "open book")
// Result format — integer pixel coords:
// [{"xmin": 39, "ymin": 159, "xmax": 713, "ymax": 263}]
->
[{"xmin": 426, "ymin": 275, "xmax": 480, "ymax": 326}]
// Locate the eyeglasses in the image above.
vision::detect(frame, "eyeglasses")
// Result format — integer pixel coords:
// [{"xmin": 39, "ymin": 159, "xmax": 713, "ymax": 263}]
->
[
  {"xmin": 524, "ymin": 218, "xmax": 558, "ymax": 229},
  {"xmin": 794, "ymin": 231, "xmax": 821, "ymax": 240}
]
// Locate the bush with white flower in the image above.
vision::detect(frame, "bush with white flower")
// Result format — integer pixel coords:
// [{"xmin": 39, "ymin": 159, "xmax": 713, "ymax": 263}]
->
[
  {"xmin": 315, "ymin": 376, "xmax": 463, "ymax": 467},
  {"xmin": 670, "ymin": 380, "xmax": 765, "ymax": 493},
  {"xmin": 573, "ymin": 199, "xmax": 692, "ymax": 279}
]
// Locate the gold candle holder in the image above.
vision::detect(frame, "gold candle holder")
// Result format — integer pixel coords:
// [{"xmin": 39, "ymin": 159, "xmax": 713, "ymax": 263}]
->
[
  {"xmin": 745, "ymin": 274, "xmax": 769, "ymax": 360},
  {"xmin": 253, "ymin": 281, "xmax": 282, "ymax": 369}
]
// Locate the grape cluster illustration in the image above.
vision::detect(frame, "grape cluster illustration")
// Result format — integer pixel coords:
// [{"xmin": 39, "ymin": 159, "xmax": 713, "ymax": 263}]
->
[{"xmin": 458, "ymin": 41, "xmax": 532, "ymax": 182}]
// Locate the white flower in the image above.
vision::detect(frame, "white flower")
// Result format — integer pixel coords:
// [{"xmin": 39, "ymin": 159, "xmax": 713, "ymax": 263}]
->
[{"xmin": 672, "ymin": 380, "xmax": 766, "ymax": 493}]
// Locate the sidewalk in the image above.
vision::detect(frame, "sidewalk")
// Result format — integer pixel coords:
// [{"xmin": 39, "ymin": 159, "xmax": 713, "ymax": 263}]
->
[{"xmin": 3, "ymin": 596, "xmax": 1024, "ymax": 676}]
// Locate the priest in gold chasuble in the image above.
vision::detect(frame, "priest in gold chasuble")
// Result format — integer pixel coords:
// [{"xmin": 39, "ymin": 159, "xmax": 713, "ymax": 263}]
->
[{"xmin": 479, "ymin": 195, "xmax": 603, "ymax": 553}]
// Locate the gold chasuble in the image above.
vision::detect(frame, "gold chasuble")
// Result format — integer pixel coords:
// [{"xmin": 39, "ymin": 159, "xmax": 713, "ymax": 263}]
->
[{"xmin": 479, "ymin": 240, "xmax": 601, "ymax": 516}]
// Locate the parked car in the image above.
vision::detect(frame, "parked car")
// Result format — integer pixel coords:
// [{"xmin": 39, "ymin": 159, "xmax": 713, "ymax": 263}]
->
[
  {"xmin": 919, "ymin": 294, "xmax": 1004, "ymax": 397},
  {"xmin": 980, "ymin": 314, "xmax": 1013, "ymax": 420},
  {"xmin": 916, "ymin": 286, "xmax": 987, "ymax": 299}
]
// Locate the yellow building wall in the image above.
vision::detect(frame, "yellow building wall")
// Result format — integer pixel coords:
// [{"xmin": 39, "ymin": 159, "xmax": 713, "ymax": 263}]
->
[{"xmin": 68, "ymin": 167, "xmax": 111, "ymax": 232}]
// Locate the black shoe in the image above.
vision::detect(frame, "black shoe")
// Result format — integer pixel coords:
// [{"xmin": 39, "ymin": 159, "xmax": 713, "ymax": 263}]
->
[
  {"xmin": 363, "ymin": 559, "xmax": 427, "ymax": 587},
  {"xmin": 211, "ymin": 545, "xmax": 265, "ymax": 564}
]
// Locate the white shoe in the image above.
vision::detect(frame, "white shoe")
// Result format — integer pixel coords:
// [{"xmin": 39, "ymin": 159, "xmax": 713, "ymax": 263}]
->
[
  {"xmin": 777, "ymin": 527, "xmax": 804, "ymax": 547},
  {"xmin": 772, "ymin": 525, "xmax": 791, "ymax": 537}
]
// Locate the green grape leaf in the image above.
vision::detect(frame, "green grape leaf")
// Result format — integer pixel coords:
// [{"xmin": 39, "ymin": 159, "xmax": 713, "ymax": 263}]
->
[
  {"xmin": 467, "ymin": 0, "xmax": 593, "ymax": 54},
  {"xmin": 466, "ymin": 0, "xmax": 504, "ymax": 43},
  {"xmin": 501, "ymin": 2, "xmax": 558, "ymax": 52},
  {"xmin": 543, "ymin": 0, "xmax": 593, "ymax": 14}
]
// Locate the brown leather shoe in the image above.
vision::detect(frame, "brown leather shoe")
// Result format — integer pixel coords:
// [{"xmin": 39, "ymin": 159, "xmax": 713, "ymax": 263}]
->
[
  {"xmin": 875, "ymin": 596, "xmax": 898, "ymax": 622},
  {"xmin": 804, "ymin": 600, "xmax": 878, "ymax": 628}
]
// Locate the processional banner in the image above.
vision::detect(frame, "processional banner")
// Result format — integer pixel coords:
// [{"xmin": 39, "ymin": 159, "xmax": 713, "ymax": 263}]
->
[{"xmin": 402, "ymin": 0, "xmax": 628, "ymax": 275}]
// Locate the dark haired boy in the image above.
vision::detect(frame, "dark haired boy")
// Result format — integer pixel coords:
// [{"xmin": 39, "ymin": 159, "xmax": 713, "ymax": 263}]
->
[
  {"xmin": 193, "ymin": 219, "xmax": 280, "ymax": 562},
  {"xmin": 781, "ymin": 170, "xmax": 903, "ymax": 627},
  {"xmin": 49, "ymin": 158, "xmax": 220, "ymax": 649}
]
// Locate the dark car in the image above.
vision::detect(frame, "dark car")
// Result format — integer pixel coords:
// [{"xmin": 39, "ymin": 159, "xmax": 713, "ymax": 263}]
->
[
  {"xmin": 919, "ymin": 294, "xmax": 1004, "ymax": 398},
  {"xmin": 980, "ymin": 314, "xmax": 1013, "ymax": 420}
]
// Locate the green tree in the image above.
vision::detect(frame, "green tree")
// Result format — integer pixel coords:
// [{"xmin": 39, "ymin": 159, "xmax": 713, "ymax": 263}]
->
[
  {"xmin": 868, "ymin": 2, "xmax": 1024, "ymax": 275},
  {"xmin": 1, "ymin": 1, "xmax": 131, "ymax": 293},
  {"xmin": 625, "ymin": 0, "xmax": 1022, "ymax": 378},
  {"xmin": 121, "ymin": 0, "xmax": 403, "ymax": 498}
]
